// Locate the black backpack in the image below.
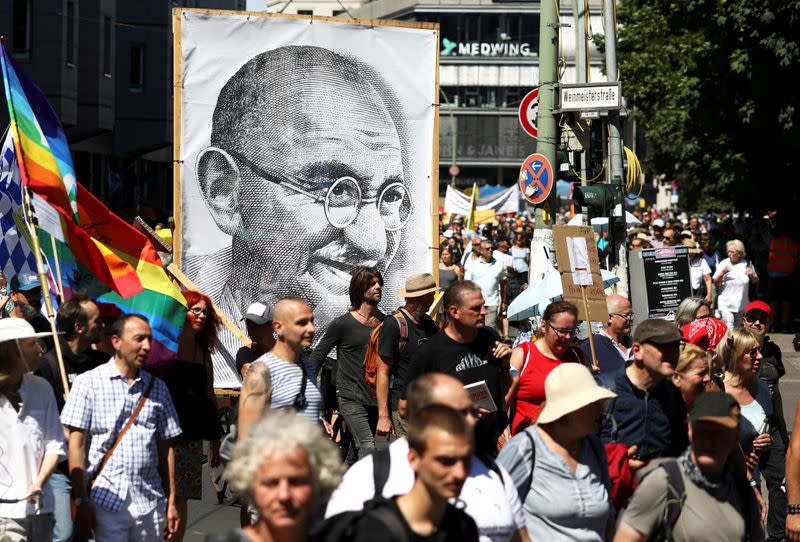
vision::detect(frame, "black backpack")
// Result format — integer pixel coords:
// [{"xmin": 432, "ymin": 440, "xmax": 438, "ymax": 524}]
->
[{"xmin": 309, "ymin": 496, "xmax": 409, "ymax": 542}]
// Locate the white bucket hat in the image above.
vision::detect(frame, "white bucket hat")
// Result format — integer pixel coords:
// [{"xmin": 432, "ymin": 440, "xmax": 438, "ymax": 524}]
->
[
  {"xmin": 537, "ymin": 363, "xmax": 617, "ymax": 424},
  {"xmin": 0, "ymin": 317, "xmax": 56, "ymax": 344}
]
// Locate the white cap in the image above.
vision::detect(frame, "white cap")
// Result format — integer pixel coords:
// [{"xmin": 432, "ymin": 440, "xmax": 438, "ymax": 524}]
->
[
  {"xmin": 652, "ymin": 218, "xmax": 665, "ymax": 228},
  {"xmin": 241, "ymin": 301, "xmax": 274, "ymax": 325}
]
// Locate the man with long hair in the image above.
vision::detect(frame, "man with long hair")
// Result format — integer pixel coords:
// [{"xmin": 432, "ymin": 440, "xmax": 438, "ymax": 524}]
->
[{"xmin": 310, "ymin": 267, "xmax": 386, "ymax": 464}]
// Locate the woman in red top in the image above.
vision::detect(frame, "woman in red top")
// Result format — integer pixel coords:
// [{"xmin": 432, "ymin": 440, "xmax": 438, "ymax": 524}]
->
[{"xmin": 509, "ymin": 300, "xmax": 586, "ymax": 434}]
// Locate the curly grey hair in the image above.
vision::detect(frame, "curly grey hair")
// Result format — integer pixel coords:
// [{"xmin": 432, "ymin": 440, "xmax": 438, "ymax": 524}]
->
[{"xmin": 224, "ymin": 410, "xmax": 344, "ymax": 501}]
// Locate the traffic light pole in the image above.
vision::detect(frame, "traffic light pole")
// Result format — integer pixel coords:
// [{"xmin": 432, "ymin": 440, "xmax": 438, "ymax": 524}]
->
[
  {"xmin": 573, "ymin": 0, "xmax": 589, "ymax": 222},
  {"xmin": 529, "ymin": 0, "xmax": 560, "ymax": 281},
  {"xmin": 603, "ymin": 0, "xmax": 628, "ymax": 296}
]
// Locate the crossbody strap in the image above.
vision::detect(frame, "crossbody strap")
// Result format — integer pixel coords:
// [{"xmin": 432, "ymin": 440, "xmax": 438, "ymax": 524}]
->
[
  {"xmin": 89, "ymin": 375, "xmax": 155, "ymax": 489},
  {"xmin": 292, "ymin": 359, "xmax": 309, "ymax": 411}
]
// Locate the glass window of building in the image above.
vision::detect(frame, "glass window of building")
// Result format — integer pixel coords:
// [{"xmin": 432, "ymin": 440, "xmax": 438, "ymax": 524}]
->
[{"xmin": 418, "ymin": 13, "xmax": 539, "ymax": 58}]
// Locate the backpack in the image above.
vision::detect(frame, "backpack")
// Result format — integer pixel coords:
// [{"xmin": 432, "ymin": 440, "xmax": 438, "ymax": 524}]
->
[
  {"xmin": 309, "ymin": 496, "xmax": 409, "ymax": 542},
  {"xmin": 636, "ymin": 459, "xmax": 686, "ymax": 542},
  {"xmin": 364, "ymin": 311, "xmax": 409, "ymax": 396}
]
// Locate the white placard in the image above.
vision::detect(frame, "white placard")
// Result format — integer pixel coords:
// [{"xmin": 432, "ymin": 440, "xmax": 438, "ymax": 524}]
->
[{"xmin": 566, "ymin": 236, "xmax": 593, "ymax": 286}]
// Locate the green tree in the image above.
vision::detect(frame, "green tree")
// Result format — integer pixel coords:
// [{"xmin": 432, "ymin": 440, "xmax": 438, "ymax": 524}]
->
[{"xmin": 612, "ymin": 0, "xmax": 800, "ymax": 211}]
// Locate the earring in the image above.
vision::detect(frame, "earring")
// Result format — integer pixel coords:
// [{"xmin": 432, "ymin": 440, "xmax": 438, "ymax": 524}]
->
[{"xmin": 272, "ymin": 331, "xmax": 279, "ymax": 340}]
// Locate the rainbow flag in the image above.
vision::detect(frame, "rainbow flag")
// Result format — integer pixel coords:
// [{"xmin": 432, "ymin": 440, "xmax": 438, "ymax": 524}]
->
[{"xmin": 0, "ymin": 43, "xmax": 143, "ymax": 298}]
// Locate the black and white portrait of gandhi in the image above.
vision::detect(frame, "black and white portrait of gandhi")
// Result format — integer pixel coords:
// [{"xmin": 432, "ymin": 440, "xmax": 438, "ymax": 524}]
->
[{"xmin": 186, "ymin": 44, "xmax": 427, "ymax": 361}]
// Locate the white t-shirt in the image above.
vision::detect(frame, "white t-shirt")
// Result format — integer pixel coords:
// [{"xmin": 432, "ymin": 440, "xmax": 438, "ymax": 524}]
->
[
  {"xmin": 0, "ymin": 374, "xmax": 66, "ymax": 518},
  {"xmin": 510, "ymin": 246, "xmax": 530, "ymax": 274},
  {"xmin": 325, "ymin": 438, "xmax": 526, "ymax": 542},
  {"xmin": 689, "ymin": 257, "xmax": 711, "ymax": 291},
  {"xmin": 713, "ymin": 258, "xmax": 755, "ymax": 312}
]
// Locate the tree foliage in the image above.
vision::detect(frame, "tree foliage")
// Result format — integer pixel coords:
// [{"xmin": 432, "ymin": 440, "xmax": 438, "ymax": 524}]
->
[{"xmin": 613, "ymin": 0, "xmax": 800, "ymax": 211}]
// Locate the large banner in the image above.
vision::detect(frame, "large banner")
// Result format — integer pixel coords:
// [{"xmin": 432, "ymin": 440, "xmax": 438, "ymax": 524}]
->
[{"xmin": 174, "ymin": 9, "xmax": 439, "ymax": 386}]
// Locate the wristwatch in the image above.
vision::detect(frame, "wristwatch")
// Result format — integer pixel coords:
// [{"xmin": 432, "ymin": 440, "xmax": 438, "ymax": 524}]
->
[{"xmin": 788, "ymin": 504, "xmax": 800, "ymax": 515}]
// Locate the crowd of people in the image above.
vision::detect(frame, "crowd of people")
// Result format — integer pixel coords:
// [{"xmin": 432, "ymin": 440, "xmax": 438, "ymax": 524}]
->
[{"xmin": 1, "ymin": 208, "xmax": 800, "ymax": 542}]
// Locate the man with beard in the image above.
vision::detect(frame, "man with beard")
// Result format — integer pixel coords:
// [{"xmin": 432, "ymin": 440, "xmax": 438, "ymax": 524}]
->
[
  {"xmin": 311, "ymin": 267, "xmax": 386, "ymax": 464},
  {"xmin": 35, "ymin": 295, "xmax": 108, "ymax": 542},
  {"xmin": 581, "ymin": 294, "xmax": 634, "ymax": 373},
  {"xmin": 195, "ymin": 46, "xmax": 413, "ymax": 358},
  {"xmin": 406, "ymin": 281, "xmax": 512, "ymax": 458}
]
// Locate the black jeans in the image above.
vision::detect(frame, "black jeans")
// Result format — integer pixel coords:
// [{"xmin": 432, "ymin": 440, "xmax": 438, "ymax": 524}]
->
[
  {"xmin": 761, "ymin": 428, "xmax": 787, "ymax": 541},
  {"xmin": 338, "ymin": 395, "xmax": 378, "ymax": 465}
]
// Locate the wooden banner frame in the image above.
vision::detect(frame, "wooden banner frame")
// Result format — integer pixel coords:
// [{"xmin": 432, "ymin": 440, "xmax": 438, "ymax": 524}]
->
[{"xmin": 172, "ymin": 8, "xmax": 441, "ymax": 281}]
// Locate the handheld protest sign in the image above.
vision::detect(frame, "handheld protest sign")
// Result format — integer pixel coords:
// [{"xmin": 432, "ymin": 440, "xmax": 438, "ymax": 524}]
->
[{"xmin": 553, "ymin": 225, "xmax": 608, "ymax": 322}]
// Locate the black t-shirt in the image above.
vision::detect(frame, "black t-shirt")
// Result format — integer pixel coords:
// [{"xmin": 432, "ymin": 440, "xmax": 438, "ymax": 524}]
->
[
  {"xmin": 378, "ymin": 310, "xmax": 438, "ymax": 410},
  {"xmin": 310, "ymin": 311, "xmax": 385, "ymax": 405},
  {"xmin": 350, "ymin": 498, "xmax": 479, "ymax": 542},
  {"xmin": 235, "ymin": 345, "xmax": 262, "ymax": 375},
  {"xmin": 406, "ymin": 327, "xmax": 508, "ymax": 454}
]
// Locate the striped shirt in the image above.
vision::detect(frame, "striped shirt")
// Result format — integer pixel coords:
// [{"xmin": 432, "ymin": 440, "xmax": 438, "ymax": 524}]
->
[
  {"xmin": 249, "ymin": 352, "xmax": 322, "ymax": 422},
  {"xmin": 61, "ymin": 359, "xmax": 182, "ymax": 514}
]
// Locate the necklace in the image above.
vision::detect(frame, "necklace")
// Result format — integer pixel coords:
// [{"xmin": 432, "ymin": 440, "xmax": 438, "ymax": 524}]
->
[{"xmin": 355, "ymin": 309, "xmax": 379, "ymax": 326}]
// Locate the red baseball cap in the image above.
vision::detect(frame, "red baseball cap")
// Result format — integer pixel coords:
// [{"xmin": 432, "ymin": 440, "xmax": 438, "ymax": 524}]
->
[
  {"xmin": 682, "ymin": 318, "xmax": 729, "ymax": 351},
  {"xmin": 744, "ymin": 300, "xmax": 771, "ymax": 317}
]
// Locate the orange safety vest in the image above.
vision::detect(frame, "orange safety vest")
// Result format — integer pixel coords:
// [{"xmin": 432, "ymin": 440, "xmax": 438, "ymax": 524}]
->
[{"xmin": 768, "ymin": 236, "xmax": 800, "ymax": 274}]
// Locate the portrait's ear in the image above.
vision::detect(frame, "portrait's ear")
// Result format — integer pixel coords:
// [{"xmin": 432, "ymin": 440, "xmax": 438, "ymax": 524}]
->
[{"xmin": 196, "ymin": 146, "xmax": 242, "ymax": 236}]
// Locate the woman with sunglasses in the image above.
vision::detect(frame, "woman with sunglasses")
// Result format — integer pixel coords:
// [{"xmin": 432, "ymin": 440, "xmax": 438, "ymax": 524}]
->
[
  {"xmin": 718, "ymin": 328, "xmax": 773, "ymax": 486},
  {"xmin": 507, "ymin": 301, "xmax": 587, "ymax": 435},
  {"xmin": 164, "ymin": 290, "xmax": 225, "ymax": 541}
]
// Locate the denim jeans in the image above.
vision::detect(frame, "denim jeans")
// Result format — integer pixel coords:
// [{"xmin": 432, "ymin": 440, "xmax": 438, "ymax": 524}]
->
[
  {"xmin": 337, "ymin": 396, "xmax": 378, "ymax": 465},
  {"xmin": 49, "ymin": 471, "xmax": 74, "ymax": 542}
]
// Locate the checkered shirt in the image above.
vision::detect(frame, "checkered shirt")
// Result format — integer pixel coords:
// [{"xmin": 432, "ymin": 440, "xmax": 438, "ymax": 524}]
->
[{"xmin": 61, "ymin": 359, "xmax": 182, "ymax": 514}]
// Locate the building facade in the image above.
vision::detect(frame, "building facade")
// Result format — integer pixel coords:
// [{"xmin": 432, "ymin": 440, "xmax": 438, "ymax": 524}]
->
[{"xmin": 348, "ymin": 0, "xmax": 608, "ymax": 194}]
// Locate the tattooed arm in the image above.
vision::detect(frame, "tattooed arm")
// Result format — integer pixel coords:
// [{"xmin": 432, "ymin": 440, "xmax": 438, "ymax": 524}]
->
[{"xmin": 237, "ymin": 362, "xmax": 272, "ymax": 441}]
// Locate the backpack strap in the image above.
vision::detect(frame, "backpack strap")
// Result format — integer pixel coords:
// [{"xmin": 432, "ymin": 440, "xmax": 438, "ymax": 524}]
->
[
  {"xmin": 647, "ymin": 459, "xmax": 686, "ymax": 542},
  {"xmin": 369, "ymin": 505, "xmax": 410, "ymax": 542},
  {"xmin": 394, "ymin": 310, "xmax": 410, "ymax": 353},
  {"xmin": 518, "ymin": 428, "xmax": 537, "ymax": 502},
  {"xmin": 371, "ymin": 447, "xmax": 392, "ymax": 497}
]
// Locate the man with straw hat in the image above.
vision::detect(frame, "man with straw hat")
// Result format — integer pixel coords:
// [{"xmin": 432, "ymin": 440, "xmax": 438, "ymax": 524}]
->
[{"xmin": 375, "ymin": 273, "xmax": 439, "ymax": 438}]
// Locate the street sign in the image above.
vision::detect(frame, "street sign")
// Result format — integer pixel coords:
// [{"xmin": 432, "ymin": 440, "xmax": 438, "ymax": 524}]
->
[
  {"xmin": 518, "ymin": 153, "xmax": 553, "ymax": 204},
  {"xmin": 518, "ymin": 88, "xmax": 539, "ymax": 139},
  {"xmin": 448, "ymin": 164, "xmax": 460, "ymax": 177},
  {"xmin": 558, "ymin": 82, "xmax": 621, "ymax": 112}
]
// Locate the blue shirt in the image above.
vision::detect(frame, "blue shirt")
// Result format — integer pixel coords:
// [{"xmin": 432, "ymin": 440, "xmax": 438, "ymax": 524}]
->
[
  {"xmin": 61, "ymin": 360, "xmax": 182, "ymax": 514},
  {"xmin": 580, "ymin": 333, "xmax": 631, "ymax": 374}
]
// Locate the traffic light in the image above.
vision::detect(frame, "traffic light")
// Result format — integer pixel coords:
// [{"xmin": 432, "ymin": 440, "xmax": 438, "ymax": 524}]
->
[{"xmin": 572, "ymin": 183, "xmax": 622, "ymax": 216}]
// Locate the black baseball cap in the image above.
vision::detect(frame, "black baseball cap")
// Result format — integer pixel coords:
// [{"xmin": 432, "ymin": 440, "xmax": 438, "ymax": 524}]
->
[
  {"xmin": 633, "ymin": 318, "xmax": 682, "ymax": 345},
  {"xmin": 690, "ymin": 392, "xmax": 740, "ymax": 429}
]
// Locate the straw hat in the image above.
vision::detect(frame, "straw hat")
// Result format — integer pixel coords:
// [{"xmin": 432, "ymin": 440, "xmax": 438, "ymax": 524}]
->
[
  {"xmin": 537, "ymin": 364, "xmax": 617, "ymax": 424},
  {"xmin": 0, "ymin": 317, "xmax": 56, "ymax": 344},
  {"xmin": 682, "ymin": 238, "xmax": 702, "ymax": 254},
  {"xmin": 396, "ymin": 273, "xmax": 439, "ymax": 298}
]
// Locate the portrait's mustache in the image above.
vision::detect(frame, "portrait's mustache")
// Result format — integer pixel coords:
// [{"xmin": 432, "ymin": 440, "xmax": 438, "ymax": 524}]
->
[{"xmin": 311, "ymin": 241, "xmax": 379, "ymax": 269}]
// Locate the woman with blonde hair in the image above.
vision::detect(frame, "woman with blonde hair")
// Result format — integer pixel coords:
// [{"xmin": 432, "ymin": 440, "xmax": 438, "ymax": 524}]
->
[
  {"xmin": 713, "ymin": 239, "xmax": 758, "ymax": 328},
  {"xmin": 208, "ymin": 411, "xmax": 344, "ymax": 542},
  {"xmin": 719, "ymin": 328, "xmax": 772, "ymax": 483},
  {"xmin": 671, "ymin": 343, "xmax": 711, "ymax": 410},
  {"xmin": 0, "ymin": 318, "xmax": 63, "ymax": 541}
]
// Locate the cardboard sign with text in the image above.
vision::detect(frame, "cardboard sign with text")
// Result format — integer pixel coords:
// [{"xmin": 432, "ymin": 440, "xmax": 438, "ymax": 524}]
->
[{"xmin": 553, "ymin": 225, "xmax": 609, "ymax": 322}]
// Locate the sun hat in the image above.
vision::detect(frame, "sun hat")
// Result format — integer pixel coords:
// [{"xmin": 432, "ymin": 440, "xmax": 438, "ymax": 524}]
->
[
  {"xmin": 652, "ymin": 218, "xmax": 665, "ymax": 229},
  {"xmin": 0, "ymin": 317, "xmax": 56, "ymax": 343},
  {"xmin": 682, "ymin": 317, "xmax": 728, "ymax": 351},
  {"xmin": 537, "ymin": 363, "xmax": 617, "ymax": 424},
  {"xmin": 634, "ymin": 318, "xmax": 682, "ymax": 345},
  {"xmin": 242, "ymin": 301, "xmax": 274, "ymax": 325},
  {"xmin": 682, "ymin": 239, "xmax": 702, "ymax": 254},
  {"xmin": 689, "ymin": 391, "xmax": 740, "ymax": 429},
  {"xmin": 443, "ymin": 230, "xmax": 454, "ymax": 239},
  {"xmin": 396, "ymin": 273, "xmax": 439, "ymax": 298}
]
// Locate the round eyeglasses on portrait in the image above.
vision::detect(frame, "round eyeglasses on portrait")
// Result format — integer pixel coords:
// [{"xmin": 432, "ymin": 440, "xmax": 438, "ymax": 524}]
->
[{"xmin": 200, "ymin": 147, "xmax": 413, "ymax": 232}]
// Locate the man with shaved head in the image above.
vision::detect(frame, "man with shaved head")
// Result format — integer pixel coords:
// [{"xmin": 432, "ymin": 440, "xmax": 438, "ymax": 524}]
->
[
  {"xmin": 581, "ymin": 294, "xmax": 634, "ymax": 373},
  {"xmin": 326, "ymin": 373, "xmax": 529, "ymax": 542},
  {"xmin": 196, "ymin": 46, "xmax": 413, "ymax": 359}
]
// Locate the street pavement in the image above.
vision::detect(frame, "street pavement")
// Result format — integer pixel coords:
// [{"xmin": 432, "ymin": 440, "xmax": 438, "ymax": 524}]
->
[{"xmin": 185, "ymin": 332, "xmax": 800, "ymax": 539}]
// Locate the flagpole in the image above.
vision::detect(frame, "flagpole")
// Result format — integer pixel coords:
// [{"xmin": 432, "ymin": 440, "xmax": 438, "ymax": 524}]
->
[
  {"xmin": 49, "ymin": 234, "xmax": 65, "ymax": 300},
  {"xmin": 1, "ymin": 42, "xmax": 70, "ymax": 397}
]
